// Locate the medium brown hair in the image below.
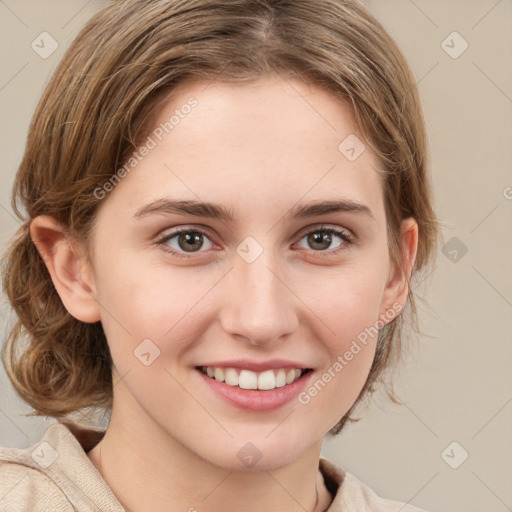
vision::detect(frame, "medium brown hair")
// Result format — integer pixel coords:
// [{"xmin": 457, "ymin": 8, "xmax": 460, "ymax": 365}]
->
[{"xmin": 2, "ymin": 0, "xmax": 438, "ymax": 435}]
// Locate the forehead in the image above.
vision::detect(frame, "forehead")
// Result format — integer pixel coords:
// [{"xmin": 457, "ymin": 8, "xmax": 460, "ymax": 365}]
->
[{"xmin": 107, "ymin": 76, "xmax": 386, "ymax": 225}]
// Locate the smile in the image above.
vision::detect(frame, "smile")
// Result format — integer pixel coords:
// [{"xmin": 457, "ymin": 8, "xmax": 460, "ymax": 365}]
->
[{"xmin": 199, "ymin": 366, "xmax": 311, "ymax": 391}]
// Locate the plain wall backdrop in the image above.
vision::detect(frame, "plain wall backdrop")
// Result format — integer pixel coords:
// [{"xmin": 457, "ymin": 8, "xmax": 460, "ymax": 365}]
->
[{"xmin": 0, "ymin": 1, "xmax": 511, "ymax": 511}]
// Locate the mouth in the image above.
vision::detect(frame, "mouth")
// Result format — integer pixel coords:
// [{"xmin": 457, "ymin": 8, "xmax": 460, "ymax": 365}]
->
[{"xmin": 197, "ymin": 366, "xmax": 313, "ymax": 391}]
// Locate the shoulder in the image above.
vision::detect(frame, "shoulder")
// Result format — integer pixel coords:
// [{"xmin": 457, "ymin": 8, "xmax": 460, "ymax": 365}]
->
[
  {"xmin": 320, "ymin": 457, "xmax": 429, "ymax": 512},
  {"xmin": 0, "ymin": 421, "xmax": 122, "ymax": 512},
  {"xmin": 0, "ymin": 446, "xmax": 73, "ymax": 511}
]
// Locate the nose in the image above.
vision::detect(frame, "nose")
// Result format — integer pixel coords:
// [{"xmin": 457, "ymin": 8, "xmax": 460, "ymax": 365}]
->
[{"xmin": 219, "ymin": 249, "xmax": 299, "ymax": 347}]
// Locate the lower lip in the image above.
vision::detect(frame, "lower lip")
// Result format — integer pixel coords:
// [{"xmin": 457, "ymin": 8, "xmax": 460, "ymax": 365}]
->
[{"xmin": 196, "ymin": 369, "xmax": 313, "ymax": 412}]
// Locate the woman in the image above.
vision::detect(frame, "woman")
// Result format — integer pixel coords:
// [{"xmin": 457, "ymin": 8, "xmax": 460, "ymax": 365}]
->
[{"xmin": 0, "ymin": 0, "xmax": 438, "ymax": 510}]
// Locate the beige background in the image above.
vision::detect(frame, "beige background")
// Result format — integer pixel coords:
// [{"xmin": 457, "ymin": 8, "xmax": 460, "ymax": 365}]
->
[{"xmin": 0, "ymin": 1, "xmax": 511, "ymax": 511}]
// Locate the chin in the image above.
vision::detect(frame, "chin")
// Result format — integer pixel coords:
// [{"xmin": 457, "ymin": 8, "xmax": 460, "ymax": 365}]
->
[{"xmin": 197, "ymin": 426, "xmax": 320, "ymax": 472}]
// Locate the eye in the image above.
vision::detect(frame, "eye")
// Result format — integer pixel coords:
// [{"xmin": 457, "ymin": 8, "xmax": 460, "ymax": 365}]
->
[
  {"xmin": 157, "ymin": 228, "xmax": 215, "ymax": 258},
  {"xmin": 294, "ymin": 225, "xmax": 353, "ymax": 256},
  {"xmin": 156, "ymin": 224, "xmax": 354, "ymax": 260}
]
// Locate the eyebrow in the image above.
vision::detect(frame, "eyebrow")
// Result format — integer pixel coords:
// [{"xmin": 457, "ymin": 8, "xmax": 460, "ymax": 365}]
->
[{"xmin": 133, "ymin": 198, "xmax": 375, "ymax": 222}]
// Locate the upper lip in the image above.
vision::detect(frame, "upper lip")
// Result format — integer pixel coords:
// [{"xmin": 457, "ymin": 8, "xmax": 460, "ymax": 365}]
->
[{"xmin": 196, "ymin": 359, "xmax": 312, "ymax": 372}]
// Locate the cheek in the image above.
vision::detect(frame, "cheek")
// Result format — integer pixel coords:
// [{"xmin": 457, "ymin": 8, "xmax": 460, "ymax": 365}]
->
[
  {"xmin": 299, "ymin": 287, "xmax": 381, "ymax": 431},
  {"xmin": 306, "ymin": 262, "xmax": 388, "ymax": 343},
  {"xmin": 93, "ymin": 254, "xmax": 220, "ymax": 358},
  {"xmin": 94, "ymin": 235, "xmax": 389, "ymax": 365},
  {"xmin": 297, "ymin": 265, "xmax": 387, "ymax": 417}
]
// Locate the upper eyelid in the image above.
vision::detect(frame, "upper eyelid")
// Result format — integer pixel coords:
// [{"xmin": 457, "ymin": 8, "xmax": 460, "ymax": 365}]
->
[
  {"xmin": 158, "ymin": 225, "xmax": 213, "ymax": 242},
  {"xmin": 157, "ymin": 223, "xmax": 353, "ymax": 246},
  {"xmin": 296, "ymin": 223, "xmax": 351, "ymax": 237}
]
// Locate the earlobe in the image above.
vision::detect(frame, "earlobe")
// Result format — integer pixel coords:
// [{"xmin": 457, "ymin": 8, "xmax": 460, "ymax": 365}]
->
[
  {"xmin": 30, "ymin": 215, "xmax": 101, "ymax": 323},
  {"xmin": 380, "ymin": 217, "xmax": 419, "ymax": 320}
]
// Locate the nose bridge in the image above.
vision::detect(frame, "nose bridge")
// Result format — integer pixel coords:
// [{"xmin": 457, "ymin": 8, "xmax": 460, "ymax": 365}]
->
[{"xmin": 220, "ymin": 244, "xmax": 297, "ymax": 345}]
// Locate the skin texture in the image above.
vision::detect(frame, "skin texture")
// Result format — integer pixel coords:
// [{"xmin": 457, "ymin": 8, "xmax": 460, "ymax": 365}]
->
[{"xmin": 31, "ymin": 76, "xmax": 418, "ymax": 512}]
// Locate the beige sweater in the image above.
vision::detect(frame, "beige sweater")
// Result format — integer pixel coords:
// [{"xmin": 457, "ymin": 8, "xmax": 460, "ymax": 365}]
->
[{"xmin": 0, "ymin": 422, "xmax": 427, "ymax": 511}]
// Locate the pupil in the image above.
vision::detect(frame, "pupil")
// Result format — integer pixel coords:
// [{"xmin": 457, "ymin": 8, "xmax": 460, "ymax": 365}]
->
[
  {"xmin": 180, "ymin": 232, "xmax": 202, "ymax": 252},
  {"xmin": 309, "ymin": 231, "xmax": 331, "ymax": 250}
]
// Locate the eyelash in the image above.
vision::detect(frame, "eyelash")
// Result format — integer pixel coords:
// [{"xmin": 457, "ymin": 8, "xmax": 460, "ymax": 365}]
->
[{"xmin": 156, "ymin": 225, "xmax": 354, "ymax": 260}]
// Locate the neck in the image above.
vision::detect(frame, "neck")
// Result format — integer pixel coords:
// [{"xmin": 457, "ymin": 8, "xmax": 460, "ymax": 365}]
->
[{"xmin": 87, "ymin": 390, "xmax": 332, "ymax": 512}]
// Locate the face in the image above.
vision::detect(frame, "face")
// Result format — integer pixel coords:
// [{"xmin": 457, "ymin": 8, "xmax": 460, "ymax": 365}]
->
[{"xmin": 83, "ymin": 76, "xmax": 408, "ymax": 471}]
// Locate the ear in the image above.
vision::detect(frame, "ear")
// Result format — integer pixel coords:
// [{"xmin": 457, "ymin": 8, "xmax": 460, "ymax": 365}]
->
[
  {"xmin": 30, "ymin": 215, "xmax": 101, "ymax": 323},
  {"xmin": 379, "ymin": 217, "xmax": 418, "ymax": 322}
]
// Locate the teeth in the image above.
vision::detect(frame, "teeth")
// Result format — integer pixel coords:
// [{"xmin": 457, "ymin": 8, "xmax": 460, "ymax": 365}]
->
[
  {"xmin": 225, "ymin": 368, "xmax": 238, "ymax": 386},
  {"xmin": 201, "ymin": 366, "xmax": 307, "ymax": 390},
  {"xmin": 275, "ymin": 369, "xmax": 286, "ymax": 388},
  {"xmin": 239, "ymin": 370, "xmax": 258, "ymax": 390},
  {"xmin": 258, "ymin": 370, "xmax": 275, "ymax": 390}
]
